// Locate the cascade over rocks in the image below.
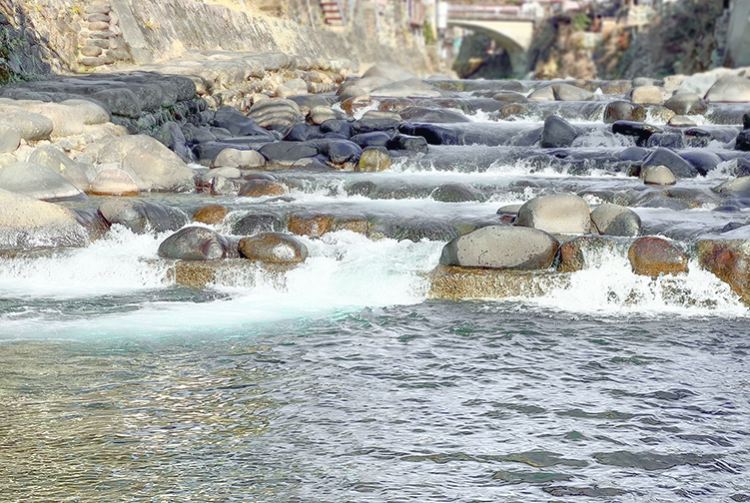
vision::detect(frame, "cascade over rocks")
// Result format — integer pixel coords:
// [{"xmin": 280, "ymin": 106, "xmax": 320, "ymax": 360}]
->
[
  {"xmin": 238, "ymin": 232, "xmax": 308, "ymax": 264},
  {"xmin": 541, "ymin": 116, "xmax": 577, "ymax": 148},
  {"xmin": 628, "ymin": 237, "xmax": 688, "ymax": 277}
]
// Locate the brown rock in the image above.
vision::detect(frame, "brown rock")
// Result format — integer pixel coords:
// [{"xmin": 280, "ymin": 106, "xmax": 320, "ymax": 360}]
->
[
  {"xmin": 170, "ymin": 259, "xmax": 291, "ymax": 289},
  {"xmin": 89, "ymin": 169, "xmax": 139, "ymax": 196},
  {"xmin": 428, "ymin": 265, "xmax": 570, "ymax": 301},
  {"xmin": 599, "ymin": 80, "xmax": 632, "ymax": 95},
  {"xmin": 695, "ymin": 240, "xmax": 750, "ymax": 304},
  {"xmin": 80, "ymin": 45, "xmax": 103, "ymax": 57},
  {"xmin": 88, "ymin": 21, "xmax": 110, "ymax": 31},
  {"xmin": 238, "ymin": 179, "xmax": 286, "ymax": 197},
  {"xmin": 628, "ymin": 237, "xmax": 688, "ymax": 277},
  {"xmin": 193, "ymin": 205, "xmax": 230, "ymax": 225},
  {"xmin": 288, "ymin": 213, "xmax": 334, "ymax": 238},
  {"xmin": 340, "ymin": 96, "xmax": 372, "ymax": 115},
  {"xmin": 501, "ymin": 104, "xmax": 530, "ymax": 119},
  {"xmin": 558, "ymin": 236, "xmax": 619, "ymax": 273},
  {"xmin": 238, "ymin": 232, "xmax": 308, "ymax": 264},
  {"xmin": 378, "ymin": 98, "xmax": 416, "ymax": 112}
]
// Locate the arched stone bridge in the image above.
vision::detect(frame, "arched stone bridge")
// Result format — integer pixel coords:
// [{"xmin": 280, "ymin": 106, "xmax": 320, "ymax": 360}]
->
[{"xmin": 447, "ymin": 4, "xmax": 536, "ymax": 77}]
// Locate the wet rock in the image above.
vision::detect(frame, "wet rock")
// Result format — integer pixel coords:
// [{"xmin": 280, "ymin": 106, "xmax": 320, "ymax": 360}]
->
[
  {"xmin": 211, "ymin": 148, "xmax": 266, "ymax": 169},
  {"xmin": 362, "ymin": 62, "xmax": 418, "ymax": 81},
  {"xmin": 642, "ymin": 148, "xmax": 697, "ymax": 178},
  {"xmin": 247, "ymin": 97, "xmax": 302, "ymax": 136},
  {"xmin": 705, "ymin": 75, "xmax": 750, "ymax": 103},
  {"xmin": 89, "ymin": 169, "xmax": 139, "ymax": 196},
  {"xmin": 668, "ymin": 115, "xmax": 696, "ymax": 127},
  {"xmin": 736, "ymin": 130, "xmax": 750, "ymax": 151},
  {"xmin": 619, "ymin": 146, "xmax": 651, "ymax": 162},
  {"xmin": 356, "ymin": 146, "xmax": 391, "ymax": 172},
  {"xmin": 351, "ymin": 118, "xmax": 401, "ymax": 136},
  {"xmin": 541, "ymin": 116, "xmax": 577, "ymax": 148},
  {"xmin": 552, "ymin": 83, "xmax": 596, "ymax": 101},
  {"xmin": 320, "ymin": 119, "xmax": 351, "ymax": 137},
  {"xmin": 612, "ymin": 121, "xmax": 662, "ymax": 145},
  {"xmin": 439, "ymin": 225, "xmax": 559, "ymax": 270},
  {"xmin": 91, "ymin": 88, "xmax": 141, "ymax": 118},
  {"xmin": 604, "ymin": 101, "xmax": 645, "ymax": 123},
  {"xmin": 642, "ymin": 165, "xmax": 677, "ymax": 186},
  {"xmin": 713, "ymin": 176, "xmax": 750, "ymax": 196},
  {"xmin": 0, "ymin": 162, "xmax": 86, "ymax": 202},
  {"xmin": 232, "ymin": 213, "xmax": 284, "ymax": 235},
  {"xmin": 646, "ymin": 133, "xmax": 685, "ymax": 150},
  {"xmin": 351, "ymin": 132, "xmax": 392, "ymax": 148},
  {"xmin": 664, "ymin": 93, "xmax": 709, "ymax": 115},
  {"xmin": 0, "ymin": 189, "xmax": 92, "ymax": 250},
  {"xmin": 428, "ymin": 265, "xmax": 570, "ymax": 300},
  {"xmin": 154, "ymin": 122, "xmax": 194, "ymax": 164},
  {"xmin": 630, "ymin": 85, "xmax": 664, "ymax": 106},
  {"xmin": 680, "ymin": 150, "xmax": 722, "ymax": 176},
  {"xmin": 388, "ymin": 134, "xmax": 428, "ymax": 153},
  {"xmin": 0, "ymin": 122, "xmax": 21, "ymax": 153},
  {"xmin": 599, "ymin": 80, "xmax": 632, "ymax": 95},
  {"xmin": 492, "ymin": 91, "xmax": 528, "ymax": 104},
  {"xmin": 95, "ymin": 135, "xmax": 196, "ymax": 192},
  {"xmin": 193, "ymin": 205, "xmax": 229, "ymax": 225},
  {"xmin": 679, "ymin": 74, "xmax": 718, "ymax": 96},
  {"xmin": 259, "ymin": 141, "xmax": 318, "ymax": 166},
  {"xmin": 379, "ymin": 219, "xmax": 459, "ymax": 242},
  {"xmin": 696, "ymin": 240, "xmax": 750, "ymax": 304},
  {"xmin": 319, "ymin": 139, "xmax": 362, "ymax": 165},
  {"xmin": 399, "ymin": 106, "xmax": 470, "ymax": 123},
  {"xmin": 628, "ymin": 237, "xmax": 688, "ymax": 277},
  {"xmin": 527, "ymin": 85, "xmax": 554, "ymax": 101},
  {"xmin": 591, "ymin": 203, "xmax": 642, "ymax": 236},
  {"xmin": 99, "ymin": 200, "xmax": 188, "ymax": 234},
  {"xmin": 432, "ymin": 183, "xmax": 484, "ymax": 203},
  {"xmin": 288, "ymin": 213, "xmax": 334, "ymax": 238},
  {"xmin": 516, "ymin": 194, "xmax": 591, "ymax": 235},
  {"xmin": 158, "ymin": 226, "xmax": 233, "ymax": 260},
  {"xmin": 238, "ymin": 179, "xmax": 286, "ymax": 197},
  {"xmin": 500, "ymin": 104, "xmax": 531, "ymax": 119},
  {"xmin": 370, "ymin": 78, "xmax": 441, "ymax": 99},
  {"xmin": 558, "ymin": 235, "xmax": 620, "ymax": 272},
  {"xmin": 212, "ymin": 106, "xmax": 273, "ymax": 138},
  {"xmin": 238, "ymin": 232, "xmax": 308, "ymax": 264}
]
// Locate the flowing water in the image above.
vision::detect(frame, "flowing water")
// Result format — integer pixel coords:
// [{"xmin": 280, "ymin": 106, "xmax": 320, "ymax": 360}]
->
[{"xmin": 1, "ymin": 102, "xmax": 749, "ymax": 502}]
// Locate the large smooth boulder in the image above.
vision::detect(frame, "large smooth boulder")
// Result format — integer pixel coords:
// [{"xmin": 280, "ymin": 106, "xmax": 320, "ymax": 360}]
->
[
  {"xmin": 696, "ymin": 240, "xmax": 750, "ymax": 304},
  {"xmin": 642, "ymin": 165, "xmax": 676, "ymax": 186},
  {"xmin": 211, "ymin": 148, "xmax": 266, "ymax": 169},
  {"xmin": 641, "ymin": 148, "xmax": 697, "ymax": 178},
  {"xmin": 247, "ymin": 98, "xmax": 302, "ymax": 136},
  {"xmin": 630, "ymin": 85, "xmax": 664, "ymax": 106},
  {"xmin": 0, "ymin": 162, "xmax": 86, "ymax": 201},
  {"xmin": 604, "ymin": 101, "xmax": 645, "ymax": 123},
  {"xmin": 705, "ymin": 75, "xmax": 750, "ymax": 103},
  {"xmin": 362, "ymin": 62, "xmax": 418, "ymax": 81},
  {"xmin": 552, "ymin": 83, "xmax": 596, "ymax": 101},
  {"xmin": 232, "ymin": 213, "xmax": 284, "ymax": 235},
  {"xmin": 27, "ymin": 146, "xmax": 96, "ymax": 191},
  {"xmin": 319, "ymin": 139, "xmax": 362, "ymax": 165},
  {"xmin": 153, "ymin": 122, "xmax": 194, "ymax": 164},
  {"xmin": 628, "ymin": 237, "xmax": 688, "ymax": 276},
  {"xmin": 99, "ymin": 199, "xmax": 188, "ymax": 234},
  {"xmin": 193, "ymin": 205, "xmax": 229, "ymax": 225},
  {"xmin": 591, "ymin": 203, "xmax": 641, "ymax": 236},
  {"xmin": 558, "ymin": 235, "xmax": 620, "ymax": 273},
  {"xmin": 432, "ymin": 183, "xmax": 484, "ymax": 203},
  {"xmin": 91, "ymin": 88, "xmax": 142, "ymax": 118},
  {"xmin": 399, "ymin": 106, "xmax": 470, "ymax": 123},
  {"xmin": 515, "ymin": 194, "xmax": 591, "ymax": 235},
  {"xmin": 0, "ymin": 189, "xmax": 91, "ymax": 249},
  {"xmin": 540, "ymin": 116, "xmax": 577, "ymax": 148},
  {"xmin": 59, "ymin": 98, "xmax": 110, "ymax": 124},
  {"xmin": 238, "ymin": 232, "xmax": 308, "ymax": 264},
  {"xmin": 439, "ymin": 225, "xmax": 560, "ymax": 270},
  {"xmin": 212, "ymin": 106, "xmax": 273, "ymax": 138},
  {"xmin": 259, "ymin": 141, "xmax": 318, "ymax": 166},
  {"xmin": 89, "ymin": 169, "xmax": 139, "ymax": 196},
  {"xmin": 612, "ymin": 121, "xmax": 662, "ymax": 145},
  {"xmin": 0, "ymin": 110, "xmax": 53, "ymax": 141},
  {"xmin": 663, "ymin": 93, "xmax": 709, "ymax": 115},
  {"xmin": 25, "ymin": 103, "xmax": 85, "ymax": 137},
  {"xmin": 158, "ymin": 226, "xmax": 233, "ymax": 260},
  {"xmin": 356, "ymin": 146, "xmax": 391, "ymax": 172},
  {"xmin": 0, "ymin": 122, "xmax": 21, "ymax": 153},
  {"xmin": 95, "ymin": 135, "xmax": 196, "ymax": 192}
]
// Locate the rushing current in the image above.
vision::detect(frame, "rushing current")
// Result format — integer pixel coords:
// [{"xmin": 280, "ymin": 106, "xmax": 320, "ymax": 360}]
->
[{"xmin": 1, "ymin": 100, "xmax": 749, "ymax": 502}]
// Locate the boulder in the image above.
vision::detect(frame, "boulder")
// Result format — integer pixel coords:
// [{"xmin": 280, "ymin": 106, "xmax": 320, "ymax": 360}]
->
[
  {"xmin": 428, "ymin": 265, "xmax": 570, "ymax": 301},
  {"xmin": 59, "ymin": 98, "xmax": 110, "ymax": 125},
  {"xmin": 158, "ymin": 226, "xmax": 233, "ymax": 260},
  {"xmin": 552, "ymin": 83, "xmax": 596, "ymax": 101},
  {"xmin": 91, "ymin": 88, "xmax": 142, "ymax": 118},
  {"xmin": 527, "ymin": 85, "xmax": 555, "ymax": 101},
  {"xmin": 356, "ymin": 146, "xmax": 391, "ymax": 172},
  {"xmin": 309, "ymin": 106, "xmax": 340, "ymax": 125},
  {"xmin": 351, "ymin": 132, "xmax": 392, "ymax": 148},
  {"xmin": 193, "ymin": 205, "xmax": 230, "ymax": 225},
  {"xmin": 558, "ymin": 235, "xmax": 620, "ymax": 273},
  {"xmin": 663, "ymin": 93, "xmax": 709, "ymax": 115},
  {"xmin": 319, "ymin": 139, "xmax": 362, "ymax": 165},
  {"xmin": 492, "ymin": 91, "xmax": 529, "ymax": 104},
  {"xmin": 362, "ymin": 62, "xmax": 418, "ymax": 81},
  {"xmin": 736, "ymin": 130, "xmax": 750, "ymax": 151},
  {"xmin": 259, "ymin": 141, "xmax": 318, "ymax": 166},
  {"xmin": 98, "ymin": 199, "xmax": 188, "ymax": 234},
  {"xmin": 705, "ymin": 75, "xmax": 750, "ymax": 103},
  {"xmin": 439, "ymin": 225, "xmax": 559, "ymax": 270},
  {"xmin": 612, "ymin": 121, "xmax": 662, "ymax": 145},
  {"xmin": 95, "ymin": 135, "xmax": 196, "ymax": 192},
  {"xmin": 0, "ymin": 189, "xmax": 91, "ymax": 250},
  {"xmin": 540, "ymin": 115, "xmax": 577, "ymax": 148},
  {"xmin": 153, "ymin": 122, "xmax": 194, "ymax": 164},
  {"xmin": 0, "ymin": 110, "xmax": 54, "ymax": 141},
  {"xmin": 238, "ymin": 179, "xmax": 286, "ymax": 197},
  {"xmin": 288, "ymin": 213, "xmax": 334, "ymax": 238},
  {"xmin": 591, "ymin": 203, "xmax": 641, "ymax": 236},
  {"xmin": 232, "ymin": 213, "xmax": 284, "ymax": 235},
  {"xmin": 599, "ymin": 80, "xmax": 632, "ymax": 95},
  {"xmin": 630, "ymin": 85, "xmax": 664, "ymax": 106},
  {"xmin": 0, "ymin": 162, "xmax": 86, "ymax": 201},
  {"xmin": 604, "ymin": 101, "xmax": 646, "ymax": 123},
  {"xmin": 399, "ymin": 106, "xmax": 470, "ymax": 123},
  {"xmin": 212, "ymin": 106, "xmax": 274, "ymax": 138},
  {"xmin": 247, "ymin": 98, "xmax": 302, "ymax": 136},
  {"xmin": 696, "ymin": 240, "xmax": 750, "ymax": 304},
  {"xmin": 211, "ymin": 148, "xmax": 266, "ymax": 169},
  {"xmin": 24, "ymin": 103, "xmax": 85, "ymax": 137},
  {"xmin": 642, "ymin": 165, "xmax": 676, "ymax": 186},
  {"xmin": 679, "ymin": 74, "xmax": 718, "ymax": 96},
  {"xmin": 642, "ymin": 148, "xmax": 697, "ymax": 178},
  {"xmin": 238, "ymin": 232, "xmax": 308, "ymax": 264},
  {"xmin": 516, "ymin": 194, "xmax": 591, "ymax": 235},
  {"xmin": 27, "ymin": 147, "xmax": 95, "ymax": 192},
  {"xmin": 645, "ymin": 133, "xmax": 686, "ymax": 150},
  {"xmin": 628, "ymin": 237, "xmax": 688, "ymax": 276},
  {"xmin": 668, "ymin": 115, "xmax": 696, "ymax": 127},
  {"xmin": 387, "ymin": 134, "xmax": 428, "ymax": 153},
  {"xmin": 679, "ymin": 150, "xmax": 722, "ymax": 176},
  {"xmin": 370, "ymin": 78, "xmax": 442, "ymax": 99},
  {"xmin": 89, "ymin": 169, "xmax": 139, "ymax": 196},
  {"xmin": 432, "ymin": 183, "xmax": 484, "ymax": 202},
  {"xmin": 0, "ymin": 122, "xmax": 21, "ymax": 153}
]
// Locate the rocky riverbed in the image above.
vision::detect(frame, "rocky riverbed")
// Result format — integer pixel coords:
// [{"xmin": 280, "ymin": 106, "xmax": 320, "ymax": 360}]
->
[{"xmin": 3, "ymin": 53, "xmax": 750, "ymax": 307}]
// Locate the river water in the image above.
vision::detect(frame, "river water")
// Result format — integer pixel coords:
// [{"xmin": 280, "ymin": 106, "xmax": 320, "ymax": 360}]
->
[{"xmin": 1, "ymin": 103, "xmax": 749, "ymax": 502}]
